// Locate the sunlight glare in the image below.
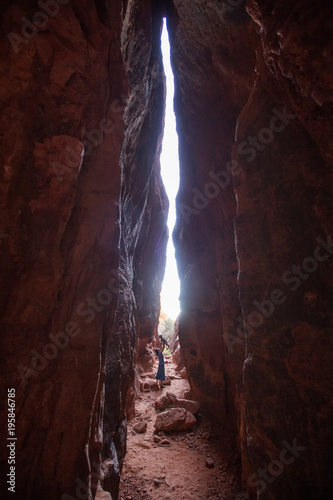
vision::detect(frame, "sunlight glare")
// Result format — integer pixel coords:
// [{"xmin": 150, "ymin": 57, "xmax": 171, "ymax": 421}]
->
[{"xmin": 160, "ymin": 19, "xmax": 180, "ymax": 321}]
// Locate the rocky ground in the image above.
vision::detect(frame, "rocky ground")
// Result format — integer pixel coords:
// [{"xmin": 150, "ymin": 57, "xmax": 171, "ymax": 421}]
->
[{"xmin": 118, "ymin": 356, "xmax": 242, "ymax": 500}]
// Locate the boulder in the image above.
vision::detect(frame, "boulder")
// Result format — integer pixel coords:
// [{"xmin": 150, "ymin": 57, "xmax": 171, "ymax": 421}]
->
[
  {"xmin": 170, "ymin": 398, "xmax": 200, "ymax": 415},
  {"xmin": 142, "ymin": 381, "xmax": 159, "ymax": 392},
  {"xmin": 155, "ymin": 392, "xmax": 200, "ymax": 414},
  {"xmin": 150, "ymin": 381, "xmax": 159, "ymax": 391},
  {"xmin": 155, "ymin": 392, "xmax": 177, "ymax": 410},
  {"xmin": 154, "ymin": 408, "xmax": 196, "ymax": 431}
]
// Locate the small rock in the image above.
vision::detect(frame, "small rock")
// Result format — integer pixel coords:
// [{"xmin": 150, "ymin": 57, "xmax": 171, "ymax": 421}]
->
[
  {"xmin": 135, "ymin": 442, "xmax": 151, "ymax": 449},
  {"xmin": 154, "ymin": 479, "xmax": 162, "ymax": 486},
  {"xmin": 183, "ymin": 389, "xmax": 193, "ymax": 399},
  {"xmin": 95, "ymin": 488, "xmax": 112, "ymax": 500},
  {"xmin": 133, "ymin": 421, "xmax": 147, "ymax": 434},
  {"xmin": 205, "ymin": 457, "xmax": 215, "ymax": 469},
  {"xmin": 154, "ymin": 435, "xmax": 161, "ymax": 443},
  {"xmin": 160, "ymin": 439, "xmax": 170, "ymax": 445},
  {"xmin": 155, "ymin": 392, "xmax": 200, "ymax": 414}
]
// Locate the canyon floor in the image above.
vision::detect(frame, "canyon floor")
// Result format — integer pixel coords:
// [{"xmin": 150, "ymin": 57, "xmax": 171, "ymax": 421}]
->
[{"xmin": 118, "ymin": 357, "xmax": 241, "ymax": 500}]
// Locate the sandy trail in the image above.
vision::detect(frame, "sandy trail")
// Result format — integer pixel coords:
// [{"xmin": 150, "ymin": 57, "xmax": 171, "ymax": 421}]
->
[{"xmin": 118, "ymin": 357, "xmax": 241, "ymax": 500}]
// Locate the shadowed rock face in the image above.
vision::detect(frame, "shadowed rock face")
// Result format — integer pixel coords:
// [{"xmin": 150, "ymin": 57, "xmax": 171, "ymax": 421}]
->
[
  {"xmin": 170, "ymin": 0, "xmax": 333, "ymax": 499},
  {"xmin": 0, "ymin": 1, "xmax": 332, "ymax": 500},
  {"xmin": 0, "ymin": 1, "xmax": 167, "ymax": 499},
  {"xmin": 168, "ymin": 0, "xmax": 258, "ymax": 449}
]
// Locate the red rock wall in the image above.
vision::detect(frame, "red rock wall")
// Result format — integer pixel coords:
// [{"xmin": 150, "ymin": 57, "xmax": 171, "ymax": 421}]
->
[
  {"xmin": 169, "ymin": 0, "xmax": 258, "ymax": 442},
  {"xmin": 102, "ymin": 0, "xmax": 168, "ymax": 495},
  {"xmin": 170, "ymin": 0, "xmax": 333, "ymax": 499},
  {"xmin": 0, "ymin": 1, "xmax": 167, "ymax": 499}
]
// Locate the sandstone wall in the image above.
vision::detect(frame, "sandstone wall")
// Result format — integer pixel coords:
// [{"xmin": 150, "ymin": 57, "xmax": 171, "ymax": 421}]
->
[
  {"xmin": 169, "ymin": 0, "xmax": 258, "ymax": 445},
  {"xmin": 170, "ymin": 1, "xmax": 333, "ymax": 499},
  {"xmin": 0, "ymin": 1, "xmax": 167, "ymax": 499}
]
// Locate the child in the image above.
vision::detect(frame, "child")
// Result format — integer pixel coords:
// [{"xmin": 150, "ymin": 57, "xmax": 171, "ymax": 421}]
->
[
  {"xmin": 159, "ymin": 334, "xmax": 170, "ymax": 350},
  {"xmin": 155, "ymin": 347, "xmax": 165, "ymax": 389}
]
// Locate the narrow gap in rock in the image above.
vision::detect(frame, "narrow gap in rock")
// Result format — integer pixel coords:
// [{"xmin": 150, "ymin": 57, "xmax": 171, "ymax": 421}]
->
[
  {"xmin": 159, "ymin": 18, "xmax": 180, "ymax": 325},
  {"xmin": 118, "ymin": 19, "xmax": 240, "ymax": 500}
]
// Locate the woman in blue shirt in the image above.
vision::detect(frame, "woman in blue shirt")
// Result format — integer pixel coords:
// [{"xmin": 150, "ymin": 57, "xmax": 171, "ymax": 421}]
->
[{"xmin": 155, "ymin": 348, "xmax": 165, "ymax": 389}]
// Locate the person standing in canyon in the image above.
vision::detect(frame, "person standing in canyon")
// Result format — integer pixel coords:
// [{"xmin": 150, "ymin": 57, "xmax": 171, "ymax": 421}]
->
[{"xmin": 155, "ymin": 347, "xmax": 166, "ymax": 389}]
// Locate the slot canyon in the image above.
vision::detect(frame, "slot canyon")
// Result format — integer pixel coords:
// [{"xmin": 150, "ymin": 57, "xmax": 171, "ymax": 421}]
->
[{"xmin": 0, "ymin": 0, "xmax": 332, "ymax": 499}]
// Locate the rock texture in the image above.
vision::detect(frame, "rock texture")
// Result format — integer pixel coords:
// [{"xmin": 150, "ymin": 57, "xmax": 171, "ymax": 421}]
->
[
  {"xmin": 170, "ymin": 1, "xmax": 333, "ymax": 499},
  {"xmin": 155, "ymin": 391, "xmax": 200, "ymax": 414},
  {"xmin": 169, "ymin": 0, "xmax": 257, "ymax": 446},
  {"xmin": 154, "ymin": 407, "xmax": 197, "ymax": 431},
  {"xmin": 133, "ymin": 421, "xmax": 147, "ymax": 434},
  {"xmin": 0, "ymin": 1, "xmax": 167, "ymax": 500}
]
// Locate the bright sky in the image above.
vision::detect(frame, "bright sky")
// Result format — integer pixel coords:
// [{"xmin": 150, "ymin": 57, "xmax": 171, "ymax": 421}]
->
[{"xmin": 160, "ymin": 19, "xmax": 181, "ymax": 321}]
